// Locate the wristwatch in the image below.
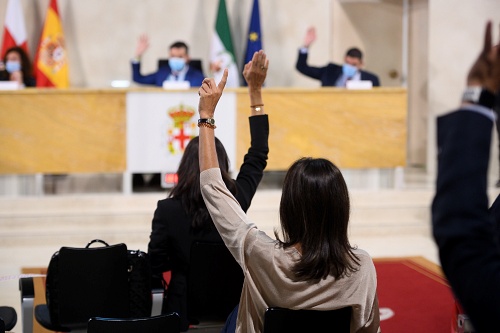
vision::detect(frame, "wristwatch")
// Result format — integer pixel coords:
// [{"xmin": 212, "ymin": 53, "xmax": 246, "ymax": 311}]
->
[
  {"xmin": 462, "ymin": 87, "xmax": 496, "ymax": 109},
  {"xmin": 198, "ymin": 118, "xmax": 215, "ymax": 125},
  {"xmin": 198, "ymin": 118, "xmax": 216, "ymax": 129}
]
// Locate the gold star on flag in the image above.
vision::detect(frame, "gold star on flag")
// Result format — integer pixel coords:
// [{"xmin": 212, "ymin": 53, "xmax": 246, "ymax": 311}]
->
[{"xmin": 249, "ymin": 32, "xmax": 259, "ymax": 42}]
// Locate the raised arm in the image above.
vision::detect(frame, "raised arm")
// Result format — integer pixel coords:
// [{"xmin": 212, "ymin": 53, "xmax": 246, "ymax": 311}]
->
[
  {"xmin": 243, "ymin": 50, "xmax": 268, "ymax": 115},
  {"xmin": 198, "ymin": 69, "xmax": 228, "ymax": 172},
  {"xmin": 236, "ymin": 51, "xmax": 270, "ymax": 210},
  {"xmin": 303, "ymin": 26, "xmax": 317, "ymax": 49},
  {"xmin": 296, "ymin": 26, "xmax": 325, "ymax": 80},
  {"xmin": 432, "ymin": 22, "xmax": 500, "ymax": 332},
  {"xmin": 134, "ymin": 34, "xmax": 150, "ymax": 60}
]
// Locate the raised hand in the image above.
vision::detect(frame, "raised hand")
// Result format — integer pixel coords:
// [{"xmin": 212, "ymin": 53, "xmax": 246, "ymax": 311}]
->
[
  {"xmin": 303, "ymin": 26, "xmax": 317, "ymax": 48},
  {"xmin": 243, "ymin": 50, "xmax": 268, "ymax": 89},
  {"xmin": 467, "ymin": 22, "xmax": 500, "ymax": 93},
  {"xmin": 9, "ymin": 71, "xmax": 23, "ymax": 85},
  {"xmin": 198, "ymin": 69, "xmax": 228, "ymax": 118},
  {"xmin": 135, "ymin": 34, "xmax": 150, "ymax": 58}
]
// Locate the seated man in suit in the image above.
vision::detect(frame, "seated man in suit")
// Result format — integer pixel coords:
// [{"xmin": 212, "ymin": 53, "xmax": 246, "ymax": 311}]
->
[
  {"xmin": 131, "ymin": 35, "xmax": 204, "ymax": 87},
  {"xmin": 296, "ymin": 26, "xmax": 380, "ymax": 87}
]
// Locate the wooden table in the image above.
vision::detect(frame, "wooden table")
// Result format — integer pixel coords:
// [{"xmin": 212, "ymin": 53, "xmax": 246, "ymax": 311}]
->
[{"xmin": 0, "ymin": 87, "xmax": 406, "ymax": 176}]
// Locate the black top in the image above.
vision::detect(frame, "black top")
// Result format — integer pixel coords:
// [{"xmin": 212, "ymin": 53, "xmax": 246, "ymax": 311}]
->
[
  {"xmin": 295, "ymin": 50, "xmax": 380, "ymax": 87},
  {"xmin": 0, "ymin": 70, "xmax": 36, "ymax": 87},
  {"xmin": 147, "ymin": 115, "xmax": 269, "ymax": 330}
]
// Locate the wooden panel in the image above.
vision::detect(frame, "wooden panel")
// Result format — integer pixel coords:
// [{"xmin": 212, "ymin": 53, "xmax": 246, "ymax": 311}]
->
[
  {"xmin": 236, "ymin": 88, "xmax": 407, "ymax": 170},
  {"xmin": 0, "ymin": 89, "xmax": 126, "ymax": 174},
  {"xmin": 0, "ymin": 88, "xmax": 406, "ymax": 174}
]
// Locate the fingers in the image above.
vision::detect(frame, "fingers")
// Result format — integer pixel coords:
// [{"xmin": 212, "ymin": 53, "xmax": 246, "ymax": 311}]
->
[
  {"xmin": 243, "ymin": 61, "xmax": 252, "ymax": 76},
  {"xmin": 484, "ymin": 21, "xmax": 492, "ymax": 54},
  {"xmin": 218, "ymin": 68, "xmax": 228, "ymax": 91},
  {"xmin": 250, "ymin": 50, "xmax": 267, "ymax": 69},
  {"xmin": 199, "ymin": 78, "xmax": 213, "ymax": 95},
  {"xmin": 497, "ymin": 23, "xmax": 500, "ymax": 61},
  {"xmin": 198, "ymin": 71, "xmax": 227, "ymax": 95}
]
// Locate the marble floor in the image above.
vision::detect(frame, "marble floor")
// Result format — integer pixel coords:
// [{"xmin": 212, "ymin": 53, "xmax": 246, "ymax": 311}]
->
[{"xmin": 0, "ymin": 167, "xmax": 497, "ymax": 332}]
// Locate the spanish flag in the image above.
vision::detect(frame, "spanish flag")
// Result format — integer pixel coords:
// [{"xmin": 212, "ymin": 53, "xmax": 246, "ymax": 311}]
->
[{"xmin": 35, "ymin": 0, "xmax": 69, "ymax": 88}]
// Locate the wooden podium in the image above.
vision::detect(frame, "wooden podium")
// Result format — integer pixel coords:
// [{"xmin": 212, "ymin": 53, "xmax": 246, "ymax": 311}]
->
[
  {"xmin": 0, "ymin": 87, "xmax": 406, "ymax": 176},
  {"xmin": 235, "ymin": 87, "xmax": 407, "ymax": 170}
]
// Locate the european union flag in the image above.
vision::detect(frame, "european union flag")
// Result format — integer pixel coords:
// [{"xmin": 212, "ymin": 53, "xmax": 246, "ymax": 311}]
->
[{"xmin": 243, "ymin": 0, "xmax": 262, "ymax": 84}]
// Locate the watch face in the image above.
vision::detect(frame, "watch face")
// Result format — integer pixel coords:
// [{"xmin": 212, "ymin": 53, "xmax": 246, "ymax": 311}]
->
[{"xmin": 208, "ymin": 118, "xmax": 215, "ymax": 125}]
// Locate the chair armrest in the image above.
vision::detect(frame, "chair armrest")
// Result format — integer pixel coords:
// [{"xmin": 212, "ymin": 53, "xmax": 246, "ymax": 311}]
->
[
  {"xmin": 151, "ymin": 287, "xmax": 164, "ymax": 316},
  {"xmin": 150, "ymin": 274, "xmax": 166, "ymax": 316},
  {"xmin": 19, "ymin": 277, "xmax": 35, "ymax": 333}
]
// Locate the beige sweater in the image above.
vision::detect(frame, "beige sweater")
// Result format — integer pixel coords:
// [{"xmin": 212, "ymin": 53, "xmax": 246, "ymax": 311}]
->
[{"xmin": 201, "ymin": 168, "xmax": 380, "ymax": 333}]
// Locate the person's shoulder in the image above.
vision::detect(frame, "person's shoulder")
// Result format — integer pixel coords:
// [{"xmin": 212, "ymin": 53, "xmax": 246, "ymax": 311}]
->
[
  {"xmin": 157, "ymin": 197, "xmax": 181, "ymax": 210},
  {"xmin": 155, "ymin": 197, "xmax": 189, "ymax": 224},
  {"xmin": 352, "ymin": 248, "xmax": 376, "ymax": 267},
  {"xmin": 189, "ymin": 67, "xmax": 204, "ymax": 77},
  {"xmin": 352, "ymin": 248, "xmax": 372, "ymax": 258},
  {"xmin": 360, "ymin": 69, "xmax": 379, "ymax": 79},
  {"xmin": 327, "ymin": 62, "xmax": 342, "ymax": 68},
  {"xmin": 25, "ymin": 76, "xmax": 36, "ymax": 87},
  {"xmin": 326, "ymin": 62, "xmax": 342, "ymax": 70}
]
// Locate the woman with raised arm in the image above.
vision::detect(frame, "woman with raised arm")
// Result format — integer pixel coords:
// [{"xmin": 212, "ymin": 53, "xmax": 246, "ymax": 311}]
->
[
  {"xmin": 147, "ymin": 51, "xmax": 269, "ymax": 331},
  {"xmin": 198, "ymin": 51, "xmax": 380, "ymax": 333}
]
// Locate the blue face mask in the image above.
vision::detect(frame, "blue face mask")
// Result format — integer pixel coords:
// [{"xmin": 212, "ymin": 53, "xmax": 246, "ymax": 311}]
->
[
  {"xmin": 169, "ymin": 57, "xmax": 186, "ymax": 72},
  {"xmin": 342, "ymin": 63, "xmax": 357, "ymax": 78},
  {"xmin": 5, "ymin": 61, "xmax": 21, "ymax": 73}
]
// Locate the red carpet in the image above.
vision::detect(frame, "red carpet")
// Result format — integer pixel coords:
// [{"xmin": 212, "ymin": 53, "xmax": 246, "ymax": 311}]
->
[{"xmin": 374, "ymin": 257, "xmax": 454, "ymax": 333}]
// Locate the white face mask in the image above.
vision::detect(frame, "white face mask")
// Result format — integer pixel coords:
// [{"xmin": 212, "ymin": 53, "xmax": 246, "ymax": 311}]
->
[
  {"xmin": 169, "ymin": 57, "xmax": 186, "ymax": 72},
  {"xmin": 342, "ymin": 63, "xmax": 357, "ymax": 78},
  {"xmin": 6, "ymin": 61, "xmax": 21, "ymax": 73}
]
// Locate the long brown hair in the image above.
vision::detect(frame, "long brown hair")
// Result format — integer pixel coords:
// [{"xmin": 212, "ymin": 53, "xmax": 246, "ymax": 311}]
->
[
  {"xmin": 169, "ymin": 136, "xmax": 237, "ymax": 230},
  {"xmin": 276, "ymin": 157, "xmax": 359, "ymax": 281}
]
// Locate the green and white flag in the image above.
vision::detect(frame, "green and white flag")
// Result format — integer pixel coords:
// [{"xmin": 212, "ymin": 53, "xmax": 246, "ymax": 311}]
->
[{"xmin": 210, "ymin": 0, "xmax": 239, "ymax": 87}]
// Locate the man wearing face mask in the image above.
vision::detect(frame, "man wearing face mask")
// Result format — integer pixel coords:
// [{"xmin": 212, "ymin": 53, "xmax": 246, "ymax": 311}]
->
[
  {"xmin": 131, "ymin": 35, "xmax": 204, "ymax": 87},
  {"xmin": 296, "ymin": 26, "xmax": 380, "ymax": 87}
]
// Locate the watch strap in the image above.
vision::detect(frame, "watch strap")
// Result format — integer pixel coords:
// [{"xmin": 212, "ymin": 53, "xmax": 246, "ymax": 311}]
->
[
  {"xmin": 462, "ymin": 87, "xmax": 496, "ymax": 109},
  {"xmin": 198, "ymin": 118, "xmax": 216, "ymax": 129}
]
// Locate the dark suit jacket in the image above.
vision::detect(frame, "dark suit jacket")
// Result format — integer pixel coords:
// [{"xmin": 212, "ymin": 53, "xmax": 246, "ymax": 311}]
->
[
  {"xmin": 147, "ymin": 115, "xmax": 269, "ymax": 331},
  {"xmin": 295, "ymin": 50, "xmax": 380, "ymax": 87},
  {"xmin": 432, "ymin": 107, "xmax": 500, "ymax": 333},
  {"xmin": 131, "ymin": 62, "xmax": 204, "ymax": 87}
]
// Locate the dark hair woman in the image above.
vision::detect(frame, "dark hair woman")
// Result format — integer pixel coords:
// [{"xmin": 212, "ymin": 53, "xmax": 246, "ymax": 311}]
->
[
  {"xmin": 277, "ymin": 157, "xmax": 359, "ymax": 281},
  {"xmin": 147, "ymin": 52, "xmax": 269, "ymax": 331},
  {"xmin": 198, "ymin": 51, "xmax": 380, "ymax": 333},
  {"xmin": 168, "ymin": 136, "xmax": 238, "ymax": 229},
  {"xmin": 2, "ymin": 46, "xmax": 36, "ymax": 87}
]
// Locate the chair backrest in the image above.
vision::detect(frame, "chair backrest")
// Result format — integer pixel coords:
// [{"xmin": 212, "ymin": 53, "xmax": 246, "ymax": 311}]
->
[
  {"xmin": 46, "ymin": 243, "xmax": 131, "ymax": 329},
  {"xmin": 263, "ymin": 307, "xmax": 352, "ymax": 333},
  {"xmin": 87, "ymin": 312, "xmax": 180, "ymax": 333},
  {"xmin": 0, "ymin": 306, "xmax": 17, "ymax": 331},
  {"xmin": 158, "ymin": 59, "xmax": 204, "ymax": 75},
  {"xmin": 187, "ymin": 242, "xmax": 244, "ymax": 323}
]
